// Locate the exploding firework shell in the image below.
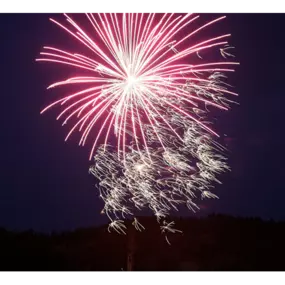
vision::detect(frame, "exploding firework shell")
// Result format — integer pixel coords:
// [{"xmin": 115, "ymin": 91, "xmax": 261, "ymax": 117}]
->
[{"xmin": 38, "ymin": 13, "xmax": 238, "ymax": 236}]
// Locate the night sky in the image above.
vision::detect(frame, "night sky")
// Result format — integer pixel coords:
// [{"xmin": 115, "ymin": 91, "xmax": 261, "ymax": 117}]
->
[{"xmin": 0, "ymin": 14, "xmax": 284, "ymax": 232}]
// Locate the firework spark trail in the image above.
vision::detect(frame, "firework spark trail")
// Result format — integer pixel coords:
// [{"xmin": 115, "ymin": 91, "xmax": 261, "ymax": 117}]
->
[{"xmin": 38, "ymin": 13, "xmax": 238, "ymax": 236}]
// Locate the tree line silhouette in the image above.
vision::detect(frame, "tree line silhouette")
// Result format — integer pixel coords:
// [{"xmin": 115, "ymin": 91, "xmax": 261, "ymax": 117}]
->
[{"xmin": 0, "ymin": 214, "xmax": 284, "ymax": 271}]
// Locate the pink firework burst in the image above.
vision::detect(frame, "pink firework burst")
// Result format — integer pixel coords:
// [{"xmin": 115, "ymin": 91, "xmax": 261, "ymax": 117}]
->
[{"xmin": 37, "ymin": 13, "xmax": 238, "ymax": 161}]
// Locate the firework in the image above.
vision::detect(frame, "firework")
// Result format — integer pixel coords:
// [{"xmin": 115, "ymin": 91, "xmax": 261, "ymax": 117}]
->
[{"xmin": 38, "ymin": 13, "xmax": 238, "ymax": 237}]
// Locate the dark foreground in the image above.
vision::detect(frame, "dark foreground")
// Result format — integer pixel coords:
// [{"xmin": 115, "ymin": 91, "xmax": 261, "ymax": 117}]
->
[{"xmin": 1, "ymin": 215, "xmax": 284, "ymax": 271}]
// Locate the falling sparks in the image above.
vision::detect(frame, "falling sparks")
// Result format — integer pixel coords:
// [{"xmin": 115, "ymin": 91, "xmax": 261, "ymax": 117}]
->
[
  {"xmin": 38, "ymin": 13, "xmax": 238, "ymax": 236},
  {"xmin": 161, "ymin": 221, "xmax": 182, "ymax": 245}
]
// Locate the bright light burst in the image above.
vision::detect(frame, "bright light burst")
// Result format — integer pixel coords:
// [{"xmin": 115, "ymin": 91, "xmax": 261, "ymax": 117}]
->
[{"xmin": 38, "ymin": 13, "xmax": 238, "ymax": 237}]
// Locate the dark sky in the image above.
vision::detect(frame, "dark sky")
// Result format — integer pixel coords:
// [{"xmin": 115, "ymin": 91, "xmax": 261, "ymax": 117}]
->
[{"xmin": 0, "ymin": 14, "xmax": 284, "ymax": 232}]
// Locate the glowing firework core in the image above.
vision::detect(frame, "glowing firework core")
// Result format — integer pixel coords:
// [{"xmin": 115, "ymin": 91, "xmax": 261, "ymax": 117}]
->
[
  {"xmin": 124, "ymin": 74, "xmax": 141, "ymax": 96},
  {"xmin": 126, "ymin": 75, "xmax": 138, "ymax": 88}
]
